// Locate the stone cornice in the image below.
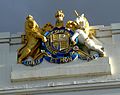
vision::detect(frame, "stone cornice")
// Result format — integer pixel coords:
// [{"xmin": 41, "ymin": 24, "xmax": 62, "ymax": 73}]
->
[{"xmin": 1, "ymin": 74, "xmax": 120, "ymax": 94}]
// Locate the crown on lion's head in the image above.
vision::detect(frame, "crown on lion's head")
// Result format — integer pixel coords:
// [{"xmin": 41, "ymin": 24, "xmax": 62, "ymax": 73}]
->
[{"xmin": 55, "ymin": 10, "xmax": 64, "ymax": 18}]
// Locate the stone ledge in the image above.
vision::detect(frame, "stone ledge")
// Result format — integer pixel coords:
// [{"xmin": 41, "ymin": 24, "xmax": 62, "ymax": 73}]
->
[
  {"xmin": 111, "ymin": 23, "xmax": 120, "ymax": 30},
  {"xmin": 11, "ymin": 57, "xmax": 111, "ymax": 82},
  {"xmin": 0, "ymin": 32, "xmax": 10, "ymax": 39}
]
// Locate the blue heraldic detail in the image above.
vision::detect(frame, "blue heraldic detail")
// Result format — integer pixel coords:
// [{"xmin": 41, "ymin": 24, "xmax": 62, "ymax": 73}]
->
[{"xmin": 43, "ymin": 27, "xmax": 78, "ymax": 64}]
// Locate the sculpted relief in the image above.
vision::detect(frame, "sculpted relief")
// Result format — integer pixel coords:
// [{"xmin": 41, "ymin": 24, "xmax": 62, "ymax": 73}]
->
[{"xmin": 17, "ymin": 10, "xmax": 105, "ymax": 66}]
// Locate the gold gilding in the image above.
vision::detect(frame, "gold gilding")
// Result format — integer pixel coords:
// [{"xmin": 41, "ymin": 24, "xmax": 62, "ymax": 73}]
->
[
  {"xmin": 17, "ymin": 10, "xmax": 100, "ymax": 65},
  {"xmin": 17, "ymin": 15, "xmax": 47, "ymax": 64}
]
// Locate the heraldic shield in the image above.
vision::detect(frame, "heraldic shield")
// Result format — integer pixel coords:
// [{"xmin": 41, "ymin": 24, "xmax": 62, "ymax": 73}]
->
[
  {"xmin": 43, "ymin": 27, "xmax": 78, "ymax": 64},
  {"xmin": 50, "ymin": 32, "xmax": 69, "ymax": 52}
]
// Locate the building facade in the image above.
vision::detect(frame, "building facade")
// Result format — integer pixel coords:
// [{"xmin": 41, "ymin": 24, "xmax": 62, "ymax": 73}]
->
[{"xmin": 0, "ymin": 23, "xmax": 120, "ymax": 95}]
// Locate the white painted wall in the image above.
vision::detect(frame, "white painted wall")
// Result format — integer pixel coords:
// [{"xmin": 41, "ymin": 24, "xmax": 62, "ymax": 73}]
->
[{"xmin": 0, "ymin": 23, "xmax": 120, "ymax": 94}]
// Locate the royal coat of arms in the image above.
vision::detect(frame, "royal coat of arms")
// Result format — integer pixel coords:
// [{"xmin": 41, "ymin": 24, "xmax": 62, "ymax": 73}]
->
[{"xmin": 17, "ymin": 10, "xmax": 105, "ymax": 66}]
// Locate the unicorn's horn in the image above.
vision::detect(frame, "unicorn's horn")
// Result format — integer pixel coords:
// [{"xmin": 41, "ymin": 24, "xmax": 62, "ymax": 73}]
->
[{"xmin": 74, "ymin": 10, "xmax": 80, "ymax": 17}]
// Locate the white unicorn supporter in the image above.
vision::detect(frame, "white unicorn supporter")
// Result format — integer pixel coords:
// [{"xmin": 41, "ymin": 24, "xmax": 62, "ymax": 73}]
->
[{"xmin": 71, "ymin": 13, "xmax": 104, "ymax": 56}]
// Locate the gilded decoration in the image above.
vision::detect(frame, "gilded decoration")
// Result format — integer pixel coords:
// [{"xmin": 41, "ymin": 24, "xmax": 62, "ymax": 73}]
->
[{"xmin": 17, "ymin": 10, "xmax": 105, "ymax": 66}]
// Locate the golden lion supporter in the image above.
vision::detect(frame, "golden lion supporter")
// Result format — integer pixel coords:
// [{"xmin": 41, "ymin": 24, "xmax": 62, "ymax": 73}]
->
[{"xmin": 17, "ymin": 15, "xmax": 47, "ymax": 64}]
